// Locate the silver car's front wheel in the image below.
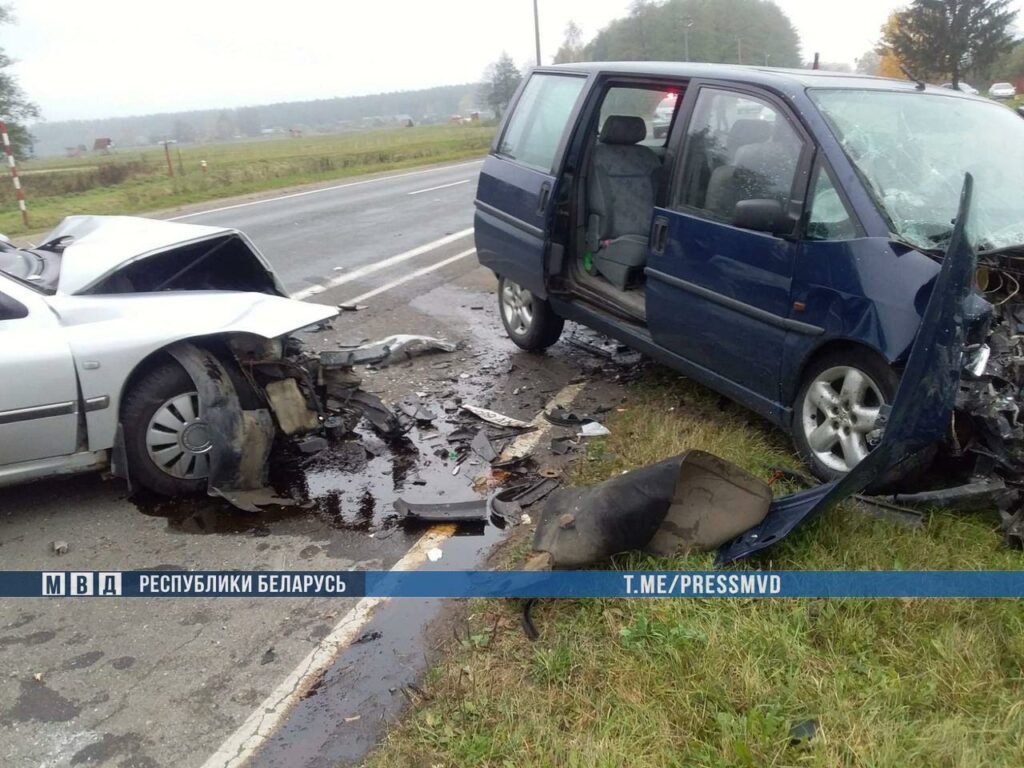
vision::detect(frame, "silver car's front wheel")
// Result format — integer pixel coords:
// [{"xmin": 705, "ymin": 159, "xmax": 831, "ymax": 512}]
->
[
  {"xmin": 799, "ymin": 366, "xmax": 887, "ymax": 474},
  {"xmin": 123, "ymin": 361, "xmax": 213, "ymax": 496},
  {"xmin": 146, "ymin": 392, "xmax": 212, "ymax": 480},
  {"xmin": 500, "ymin": 278, "xmax": 535, "ymax": 337}
]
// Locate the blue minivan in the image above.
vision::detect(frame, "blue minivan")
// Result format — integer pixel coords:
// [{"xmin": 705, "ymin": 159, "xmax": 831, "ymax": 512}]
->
[{"xmin": 474, "ymin": 62, "xmax": 1024, "ymax": 482}]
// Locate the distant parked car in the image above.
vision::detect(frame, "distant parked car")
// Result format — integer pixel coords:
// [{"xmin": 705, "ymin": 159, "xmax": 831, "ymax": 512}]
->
[
  {"xmin": 940, "ymin": 82, "xmax": 979, "ymax": 95},
  {"xmin": 989, "ymin": 82, "xmax": 1017, "ymax": 99}
]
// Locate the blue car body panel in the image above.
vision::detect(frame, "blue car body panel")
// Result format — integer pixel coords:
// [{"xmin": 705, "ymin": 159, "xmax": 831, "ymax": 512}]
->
[
  {"xmin": 718, "ymin": 176, "xmax": 978, "ymax": 564},
  {"xmin": 474, "ymin": 156, "xmax": 556, "ymax": 299}
]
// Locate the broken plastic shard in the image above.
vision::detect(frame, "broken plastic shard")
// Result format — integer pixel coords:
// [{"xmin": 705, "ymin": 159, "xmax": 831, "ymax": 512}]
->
[
  {"xmin": 544, "ymin": 407, "xmax": 592, "ymax": 427},
  {"xmin": 320, "ymin": 335, "xmax": 456, "ymax": 368},
  {"xmin": 426, "ymin": 547, "xmax": 443, "ymax": 562},
  {"xmin": 461, "ymin": 404, "xmax": 533, "ymax": 429},
  {"xmin": 346, "ymin": 390, "xmax": 408, "ymax": 436},
  {"xmin": 397, "ymin": 396, "xmax": 437, "ymax": 423},
  {"xmin": 488, "ymin": 478, "xmax": 560, "ymax": 525},
  {"xmin": 788, "ymin": 719, "xmax": 818, "ymax": 745},
  {"xmin": 209, "ymin": 487, "xmax": 299, "ymax": 513},
  {"xmin": 580, "ymin": 422, "xmax": 611, "ymax": 437},
  {"xmin": 394, "ymin": 497, "xmax": 487, "ymax": 523},
  {"xmin": 470, "ymin": 429, "xmax": 498, "ymax": 463}
]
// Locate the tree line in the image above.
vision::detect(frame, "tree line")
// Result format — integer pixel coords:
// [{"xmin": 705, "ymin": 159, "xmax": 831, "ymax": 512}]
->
[{"xmin": 858, "ymin": 1, "xmax": 1018, "ymax": 89}]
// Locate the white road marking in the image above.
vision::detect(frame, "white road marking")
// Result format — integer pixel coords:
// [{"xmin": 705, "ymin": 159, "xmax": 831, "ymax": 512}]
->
[
  {"xmin": 289, "ymin": 228, "xmax": 473, "ymax": 300},
  {"xmin": 169, "ymin": 160, "xmax": 482, "ymax": 220},
  {"xmin": 198, "ymin": 383, "xmax": 585, "ymax": 768},
  {"xmin": 196, "ymin": 527, "xmax": 452, "ymax": 768},
  {"xmin": 406, "ymin": 179, "xmax": 471, "ymax": 196},
  {"xmin": 341, "ymin": 248, "xmax": 476, "ymax": 305}
]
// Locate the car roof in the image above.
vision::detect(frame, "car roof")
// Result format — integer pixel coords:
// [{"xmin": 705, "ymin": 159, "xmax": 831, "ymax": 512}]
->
[{"xmin": 540, "ymin": 61, "xmax": 978, "ymax": 100}]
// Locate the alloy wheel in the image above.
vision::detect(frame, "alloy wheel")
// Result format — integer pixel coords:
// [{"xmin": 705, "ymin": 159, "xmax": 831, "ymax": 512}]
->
[
  {"xmin": 500, "ymin": 279, "xmax": 535, "ymax": 336},
  {"xmin": 800, "ymin": 365, "xmax": 885, "ymax": 473}
]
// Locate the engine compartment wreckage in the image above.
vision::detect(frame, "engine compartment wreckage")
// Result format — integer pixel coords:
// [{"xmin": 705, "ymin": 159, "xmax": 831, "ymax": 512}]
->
[
  {"xmin": 534, "ymin": 174, "xmax": 1024, "ymax": 566},
  {"xmin": 130, "ymin": 332, "xmax": 459, "ymax": 511}
]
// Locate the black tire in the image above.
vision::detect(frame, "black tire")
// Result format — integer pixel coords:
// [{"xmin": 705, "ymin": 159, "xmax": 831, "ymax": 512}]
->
[
  {"xmin": 497, "ymin": 275, "xmax": 564, "ymax": 351},
  {"xmin": 792, "ymin": 348, "xmax": 899, "ymax": 483},
  {"xmin": 121, "ymin": 360, "xmax": 208, "ymax": 497}
]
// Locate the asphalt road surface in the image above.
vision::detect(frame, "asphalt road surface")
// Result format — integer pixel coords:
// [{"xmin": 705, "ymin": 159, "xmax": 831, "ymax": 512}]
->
[
  {"xmin": 0, "ymin": 160, "xmax": 627, "ymax": 768},
  {"xmin": 170, "ymin": 160, "xmax": 482, "ymax": 293}
]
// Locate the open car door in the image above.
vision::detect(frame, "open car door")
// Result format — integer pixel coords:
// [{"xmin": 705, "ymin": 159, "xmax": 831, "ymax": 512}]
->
[{"xmin": 474, "ymin": 71, "xmax": 587, "ymax": 298}]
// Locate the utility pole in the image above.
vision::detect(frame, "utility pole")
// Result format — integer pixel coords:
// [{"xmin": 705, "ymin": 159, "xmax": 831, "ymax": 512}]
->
[
  {"xmin": 737, "ymin": 37, "xmax": 743, "ymax": 64},
  {"xmin": 533, "ymin": 0, "xmax": 541, "ymax": 65},
  {"xmin": 683, "ymin": 16, "xmax": 693, "ymax": 62}
]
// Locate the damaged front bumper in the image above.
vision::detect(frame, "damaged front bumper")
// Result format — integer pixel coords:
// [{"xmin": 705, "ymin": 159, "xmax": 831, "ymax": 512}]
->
[{"xmin": 127, "ymin": 328, "xmax": 456, "ymax": 509}]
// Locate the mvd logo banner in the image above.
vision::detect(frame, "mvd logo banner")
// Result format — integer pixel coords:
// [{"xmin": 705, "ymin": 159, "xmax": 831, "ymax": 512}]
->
[
  {"xmin": 43, "ymin": 571, "xmax": 122, "ymax": 596},
  {"xmin": 1, "ymin": 570, "xmax": 1024, "ymax": 598}
]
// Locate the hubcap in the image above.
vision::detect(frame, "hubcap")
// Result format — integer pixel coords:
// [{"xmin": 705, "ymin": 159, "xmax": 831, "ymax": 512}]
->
[
  {"xmin": 801, "ymin": 366, "xmax": 885, "ymax": 473},
  {"xmin": 500, "ymin": 279, "xmax": 535, "ymax": 337},
  {"xmin": 145, "ymin": 392, "xmax": 212, "ymax": 480}
]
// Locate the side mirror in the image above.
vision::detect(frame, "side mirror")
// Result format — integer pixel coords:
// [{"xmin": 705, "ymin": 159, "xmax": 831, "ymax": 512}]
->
[
  {"xmin": 1016, "ymin": 106, "xmax": 1024, "ymax": 119},
  {"xmin": 732, "ymin": 199, "xmax": 789, "ymax": 235}
]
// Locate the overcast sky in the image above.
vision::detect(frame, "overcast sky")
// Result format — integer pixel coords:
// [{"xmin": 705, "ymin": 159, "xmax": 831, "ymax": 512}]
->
[{"xmin": 5, "ymin": 0, "xmax": 1024, "ymax": 122}]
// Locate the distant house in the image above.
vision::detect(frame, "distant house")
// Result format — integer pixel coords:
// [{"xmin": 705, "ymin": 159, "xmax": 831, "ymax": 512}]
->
[{"xmin": 93, "ymin": 138, "xmax": 114, "ymax": 153}]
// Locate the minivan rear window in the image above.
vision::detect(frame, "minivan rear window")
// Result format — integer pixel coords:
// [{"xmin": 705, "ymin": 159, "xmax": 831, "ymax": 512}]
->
[{"xmin": 498, "ymin": 73, "xmax": 585, "ymax": 173}]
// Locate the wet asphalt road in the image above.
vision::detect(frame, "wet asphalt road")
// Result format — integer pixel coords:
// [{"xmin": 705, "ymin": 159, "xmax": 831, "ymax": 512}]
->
[
  {"xmin": 0, "ymin": 160, "xmax": 631, "ymax": 768},
  {"xmin": 168, "ymin": 160, "xmax": 482, "ymax": 293}
]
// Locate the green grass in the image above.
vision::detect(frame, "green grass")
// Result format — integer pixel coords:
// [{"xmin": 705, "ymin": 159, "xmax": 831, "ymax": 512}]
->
[
  {"xmin": 2, "ymin": 124, "xmax": 494, "ymax": 235},
  {"xmin": 365, "ymin": 369, "xmax": 1024, "ymax": 768}
]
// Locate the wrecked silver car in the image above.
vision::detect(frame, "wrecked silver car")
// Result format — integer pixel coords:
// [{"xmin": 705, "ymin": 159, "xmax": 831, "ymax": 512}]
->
[{"xmin": 0, "ymin": 215, "xmax": 452, "ymax": 504}]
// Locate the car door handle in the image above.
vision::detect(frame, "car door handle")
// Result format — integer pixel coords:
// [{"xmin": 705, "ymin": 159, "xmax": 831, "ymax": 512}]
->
[
  {"xmin": 651, "ymin": 216, "xmax": 669, "ymax": 255},
  {"xmin": 537, "ymin": 182, "xmax": 551, "ymax": 214}
]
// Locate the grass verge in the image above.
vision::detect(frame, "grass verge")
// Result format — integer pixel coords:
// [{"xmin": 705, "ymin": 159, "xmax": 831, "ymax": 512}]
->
[
  {"xmin": 366, "ymin": 369, "xmax": 1024, "ymax": 768},
  {"xmin": 4, "ymin": 124, "xmax": 494, "ymax": 235}
]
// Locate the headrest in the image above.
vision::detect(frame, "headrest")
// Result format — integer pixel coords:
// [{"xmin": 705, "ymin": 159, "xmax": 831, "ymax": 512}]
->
[
  {"xmin": 727, "ymin": 119, "xmax": 772, "ymax": 157},
  {"xmin": 599, "ymin": 115, "xmax": 647, "ymax": 145}
]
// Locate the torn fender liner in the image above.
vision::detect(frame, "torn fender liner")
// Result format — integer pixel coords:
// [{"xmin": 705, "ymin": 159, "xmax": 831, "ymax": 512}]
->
[
  {"xmin": 533, "ymin": 451, "xmax": 768, "ymax": 566},
  {"xmin": 165, "ymin": 342, "xmax": 275, "ymax": 504},
  {"xmin": 534, "ymin": 455, "xmax": 682, "ymax": 566},
  {"xmin": 717, "ymin": 174, "xmax": 981, "ymax": 565},
  {"xmin": 646, "ymin": 451, "xmax": 771, "ymax": 556}
]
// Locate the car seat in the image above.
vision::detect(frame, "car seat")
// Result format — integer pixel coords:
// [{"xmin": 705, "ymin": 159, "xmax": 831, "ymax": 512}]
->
[
  {"xmin": 704, "ymin": 122, "xmax": 801, "ymax": 221},
  {"xmin": 587, "ymin": 115, "xmax": 663, "ymax": 290}
]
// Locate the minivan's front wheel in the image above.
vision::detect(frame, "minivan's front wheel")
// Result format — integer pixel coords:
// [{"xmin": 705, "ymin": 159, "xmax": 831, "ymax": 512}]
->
[
  {"xmin": 793, "ymin": 350, "xmax": 898, "ymax": 482},
  {"xmin": 498, "ymin": 275, "xmax": 564, "ymax": 351}
]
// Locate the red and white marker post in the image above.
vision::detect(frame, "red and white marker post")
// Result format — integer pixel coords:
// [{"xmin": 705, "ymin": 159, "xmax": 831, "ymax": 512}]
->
[{"xmin": 0, "ymin": 121, "xmax": 28, "ymax": 228}]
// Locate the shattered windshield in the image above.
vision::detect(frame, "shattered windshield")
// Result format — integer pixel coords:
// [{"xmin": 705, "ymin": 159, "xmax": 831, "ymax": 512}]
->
[{"xmin": 809, "ymin": 88, "xmax": 1024, "ymax": 252}]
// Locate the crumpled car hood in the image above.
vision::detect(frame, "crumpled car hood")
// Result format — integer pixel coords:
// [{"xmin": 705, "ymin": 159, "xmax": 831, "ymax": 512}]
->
[{"xmin": 44, "ymin": 215, "xmax": 287, "ymax": 296}]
